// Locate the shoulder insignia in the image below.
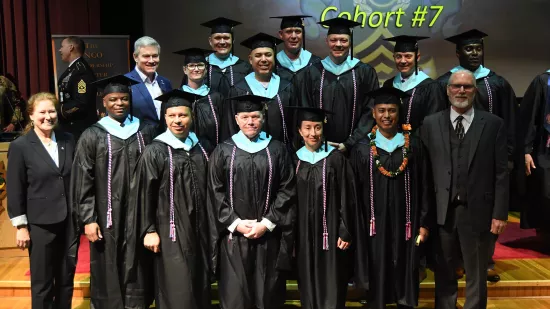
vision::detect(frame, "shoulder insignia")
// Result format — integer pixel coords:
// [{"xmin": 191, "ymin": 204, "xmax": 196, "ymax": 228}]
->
[{"xmin": 78, "ymin": 79, "xmax": 86, "ymax": 94}]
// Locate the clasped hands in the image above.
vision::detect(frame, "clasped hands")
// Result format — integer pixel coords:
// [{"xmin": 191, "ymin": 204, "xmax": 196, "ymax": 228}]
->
[{"xmin": 236, "ymin": 220, "xmax": 268, "ymax": 239}]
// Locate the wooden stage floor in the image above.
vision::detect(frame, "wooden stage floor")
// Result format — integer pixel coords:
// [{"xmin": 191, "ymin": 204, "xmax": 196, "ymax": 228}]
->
[
  {"xmin": 0, "ymin": 256, "xmax": 550, "ymax": 308},
  {"xmin": 1, "ymin": 212, "xmax": 549, "ymax": 308}
]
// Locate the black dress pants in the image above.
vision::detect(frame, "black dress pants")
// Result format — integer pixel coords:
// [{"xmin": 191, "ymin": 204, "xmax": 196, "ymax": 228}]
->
[
  {"xmin": 28, "ymin": 221, "xmax": 76, "ymax": 309},
  {"xmin": 434, "ymin": 205, "xmax": 492, "ymax": 309}
]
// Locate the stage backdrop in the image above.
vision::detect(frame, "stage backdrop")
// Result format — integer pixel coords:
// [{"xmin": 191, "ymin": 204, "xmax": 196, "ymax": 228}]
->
[
  {"xmin": 143, "ymin": 0, "xmax": 550, "ymax": 95},
  {"xmin": 51, "ymin": 35, "xmax": 131, "ymax": 118}
]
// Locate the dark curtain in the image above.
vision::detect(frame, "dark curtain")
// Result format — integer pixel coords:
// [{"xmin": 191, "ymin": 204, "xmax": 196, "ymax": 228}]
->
[{"xmin": 0, "ymin": 0, "xmax": 100, "ymax": 99}]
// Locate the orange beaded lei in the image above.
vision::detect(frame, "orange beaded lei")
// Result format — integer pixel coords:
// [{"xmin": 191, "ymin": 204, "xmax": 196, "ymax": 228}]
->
[{"xmin": 369, "ymin": 124, "xmax": 411, "ymax": 178}]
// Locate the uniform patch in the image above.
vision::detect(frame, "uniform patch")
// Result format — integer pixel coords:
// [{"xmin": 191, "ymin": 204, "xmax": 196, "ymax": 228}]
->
[{"xmin": 78, "ymin": 79, "xmax": 86, "ymax": 94}]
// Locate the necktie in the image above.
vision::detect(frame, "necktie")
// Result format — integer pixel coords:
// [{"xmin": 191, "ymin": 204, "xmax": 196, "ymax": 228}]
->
[{"xmin": 455, "ymin": 115, "xmax": 465, "ymax": 140}]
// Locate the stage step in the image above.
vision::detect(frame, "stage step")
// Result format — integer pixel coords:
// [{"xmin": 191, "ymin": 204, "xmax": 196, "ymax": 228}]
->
[
  {"xmin": 1, "ymin": 297, "xmax": 550, "ymax": 309},
  {"xmin": 1, "ymin": 276, "xmax": 550, "ymax": 300},
  {"xmin": 1, "ymin": 257, "xmax": 550, "ymax": 300}
]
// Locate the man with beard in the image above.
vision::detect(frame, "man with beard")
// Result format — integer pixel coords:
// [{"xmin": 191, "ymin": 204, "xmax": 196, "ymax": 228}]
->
[
  {"xmin": 126, "ymin": 90, "xmax": 212, "ymax": 309},
  {"xmin": 201, "ymin": 17, "xmax": 252, "ymax": 98},
  {"xmin": 520, "ymin": 70, "xmax": 550, "ymax": 234},
  {"xmin": 296, "ymin": 17, "xmax": 379, "ymax": 152},
  {"xmin": 71, "ymin": 75, "xmax": 159, "ymax": 309},
  {"xmin": 270, "ymin": 15, "xmax": 321, "ymax": 83},
  {"xmin": 126, "ymin": 36, "xmax": 173, "ymax": 127},
  {"xmin": 293, "ymin": 106, "xmax": 361, "ymax": 309},
  {"xmin": 174, "ymin": 47, "xmax": 224, "ymax": 146},
  {"xmin": 421, "ymin": 70, "xmax": 508, "ymax": 309},
  {"xmin": 382, "ymin": 35, "xmax": 447, "ymax": 132},
  {"xmin": 351, "ymin": 87, "xmax": 432, "ymax": 309},
  {"xmin": 207, "ymin": 94, "xmax": 296, "ymax": 309},
  {"xmin": 57, "ymin": 36, "xmax": 97, "ymax": 141},
  {"xmin": 226, "ymin": 33, "xmax": 296, "ymax": 147},
  {"xmin": 437, "ymin": 29, "xmax": 517, "ymax": 282}
]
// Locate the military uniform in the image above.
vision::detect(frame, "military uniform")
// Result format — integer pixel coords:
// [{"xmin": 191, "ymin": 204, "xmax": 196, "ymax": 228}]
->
[{"xmin": 57, "ymin": 57, "xmax": 97, "ymax": 141}]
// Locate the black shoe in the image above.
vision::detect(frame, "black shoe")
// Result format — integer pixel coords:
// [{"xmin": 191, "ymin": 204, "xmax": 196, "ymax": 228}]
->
[{"xmin": 487, "ymin": 274, "xmax": 500, "ymax": 282}]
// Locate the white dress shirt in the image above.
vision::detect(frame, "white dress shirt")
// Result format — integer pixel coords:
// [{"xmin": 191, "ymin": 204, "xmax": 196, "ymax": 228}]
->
[
  {"xmin": 450, "ymin": 107, "xmax": 475, "ymax": 134},
  {"xmin": 135, "ymin": 67, "xmax": 163, "ymax": 119},
  {"xmin": 41, "ymin": 132, "xmax": 59, "ymax": 167}
]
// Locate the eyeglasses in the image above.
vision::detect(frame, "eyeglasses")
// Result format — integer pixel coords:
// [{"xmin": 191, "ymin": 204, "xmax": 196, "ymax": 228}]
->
[
  {"xmin": 448, "ymin": 84, "xmax": 475, "ymax": 91},
  {"xmin": 186, "ymin": 63, "xmax": 206, "ymax": 70}
]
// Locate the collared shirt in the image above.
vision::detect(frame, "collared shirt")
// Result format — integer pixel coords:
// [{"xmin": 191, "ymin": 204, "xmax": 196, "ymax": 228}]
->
[
  {"xmin": 135, "ymin": 67, "xmax": 163, "ymax": 119},
  {"xmin": 450, "ymin": 107, "xmax": 475, "ymax": 133},
  {"xmin": 68, "ymin": 57, "xmax": 80, "ymax": 68},
  {"xmin": 40, "ymin": 132, "xmax": 59, "ymax": 167}
]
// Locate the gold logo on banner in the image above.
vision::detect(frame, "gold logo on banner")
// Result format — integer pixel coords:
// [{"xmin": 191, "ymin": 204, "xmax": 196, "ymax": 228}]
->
[
  {"xmin": 354, "ymin": 26, "xmax": 437, "ymax": 85},
  {"xmin": 78, "ymin": 79, "xmax": 87, "ymax": 94}
]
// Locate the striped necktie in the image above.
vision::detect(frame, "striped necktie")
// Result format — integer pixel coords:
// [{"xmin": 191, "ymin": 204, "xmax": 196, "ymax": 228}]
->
[{"xmin": 455, "ymin": 115, "xmax": 465, "ymax": 140}]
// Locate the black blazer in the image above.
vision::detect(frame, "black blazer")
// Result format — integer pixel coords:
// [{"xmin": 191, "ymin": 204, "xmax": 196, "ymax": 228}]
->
[
  {"xmin": 7, "ymin": 129, "xmax": 75, "ymax": 225},
  {"xmin": 420, "ymin": 108, "xmax": 509, "ymax": 232}
]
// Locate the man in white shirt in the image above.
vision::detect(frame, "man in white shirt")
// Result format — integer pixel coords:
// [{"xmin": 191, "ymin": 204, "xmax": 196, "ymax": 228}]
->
[{"xmin": 125, "ymin": 36, "xmax": 172, "ymax": 127}]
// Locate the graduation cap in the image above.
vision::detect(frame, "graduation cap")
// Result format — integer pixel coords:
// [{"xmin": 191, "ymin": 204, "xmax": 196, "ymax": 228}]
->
[
  {"xmin": 384, "ymin": 35, "xmax": 429, "ymax": 75},
  {"xmin": 240, "ymin": 32, "xmax": 283, "ymax": 52},
  {"xmin": 445, "ymin": 29, "xmax": 488, "ymax": 65},
  {"xmin": 270, "ymin": 15, "xmax": 313, "ymax": 49},
  {"xmin": 367, "ymin": 87, "xmax": 408, "ymax": 106},
  {"xmin": 91, "ymin": 74, "xmax": 139, "ymax": 95},
  {"xmin": 200, "ymin": 17, "xmax": 242, "ymax": 34},
  {"xmin": 318, "ymin": 17, "xmax": 362, "ymax": 59},
  {"xmin": 288, "ymin": 106, "xmax": 334, "ymax": 151},
  {"xmin": 173, "ymin": 48, "xmax": 214, "ymax": 65},
  {"xmin": 227, "ymin": 94, "xmax": 271, "ymax": 137},
  {"xmin": 155, "ymin": 89, "xmax": 203, "ymax": 110},
  {"xmin": 91, "ymin": 75, "xmax": 140, "ymax": 120},
  {"xmin": 201, "ymin": 17, "xmax": 242, "ymax": 54}
]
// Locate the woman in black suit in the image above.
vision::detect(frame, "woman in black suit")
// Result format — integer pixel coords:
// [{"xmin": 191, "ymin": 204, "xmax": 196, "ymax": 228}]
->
[{"xmin": 7, "ymin": 92, "xmax": 77, "ymax": 309}]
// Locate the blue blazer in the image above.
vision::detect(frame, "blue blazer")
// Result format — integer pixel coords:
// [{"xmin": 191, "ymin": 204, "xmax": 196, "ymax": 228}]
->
[{"xmin": 125, "ymin": 69, "xmax": 172, "ymax": 126}]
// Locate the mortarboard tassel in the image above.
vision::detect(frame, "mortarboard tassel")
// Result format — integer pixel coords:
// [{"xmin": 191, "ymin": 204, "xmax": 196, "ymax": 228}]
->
[
  {"xmin": 414, "ymin": 44, "xmax": 419, "ymax": 75},
  {"xmin": 481, "ymin": 38, "xmax": 485, "ymax": 66},
  {"xmin": 264, "ymin": 103, "xmax": 270, "ymax": 138},
  {"xmin": 350, "ymin": 28, "xmax": 354, "ymax": 60},
  {"xmin": 302, "ymin": 19, "xmax": 306, "ymax": 50}
]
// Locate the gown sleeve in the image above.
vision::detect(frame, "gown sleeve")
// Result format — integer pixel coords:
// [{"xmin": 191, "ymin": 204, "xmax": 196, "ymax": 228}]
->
[
  {"xmin": 521, "ymin": 75, "xmax": 545, "ymax": 154},
  {"xmin": 262, "ymin": 144, "xmax": 297, "ymax": 271},
  {"xmin": 498, "ymin": 77, "xmax": 519, "ymax": 161},
  {"xmin": 348, "ymin": 143, "xmax": 371, "ymax": 291},
  {"xmin": 206, "ymin": 145, "xmax": 236, "ymax": 275},
  {"xmin": 71, "ymin": 128, "xmax": 98, "ymax": 226},
  {"xmin": 335, "ymin": 154, "xmax": 357, "ymax": 242}
]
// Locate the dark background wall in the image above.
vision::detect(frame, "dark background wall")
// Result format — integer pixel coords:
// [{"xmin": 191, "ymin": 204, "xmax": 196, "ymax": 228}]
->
[{"xmin": 0, "ymin": 0, "xmax": 145, "ymax": 99}]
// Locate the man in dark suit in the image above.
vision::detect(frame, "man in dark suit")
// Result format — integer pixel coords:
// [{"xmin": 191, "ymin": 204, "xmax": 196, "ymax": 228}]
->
[
  {"xmin": 420, "ymin": 69, "xmax": 509, "ymax": 309},
  {"xmin": 57, "ymin": 36, "xmax": 97, "ymax": 141},
  {"xmin": 125, "ymin": 36, "xmax": 172, "ymax": 127}
]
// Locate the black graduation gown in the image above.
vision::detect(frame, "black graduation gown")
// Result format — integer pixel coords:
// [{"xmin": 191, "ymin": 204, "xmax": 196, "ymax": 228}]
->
[
  {"xmin": 207, "ymin": 60, "xmax": 251, "ymax": 98},
  {"xmin": 437, "ymin": 70, "xmax": 518, "ymax": 160},
  {"xmin": 224, "ymin": 78, "xmax": 295, "ymax": 147},
  {"xmin": 194, "ymin": 91, "xmax": 224, "ymax": 147},
  {"xmin": 382, "ymin": 77, "xmax": 448, "ymax": 132},
  {"xmin": 350, "ymin": 135, "xmax": 432, "ymax": 309},
  {"xmin": 519, "ymin": 72, "xmax": 550, "ymax": 229},
  {"xmin": 275, "ymin": 54, "xmax": 321, "ymax": 83},
  {"xmin": 127, "ymin": 139, "xmax": 212, "ymax": 309},
  {"xmin": 71, "ymin": 121, "xmax": 157, "ymax": 309},
  {"xmin": 294, "ymin": 150, "xmax": 359, "ymax": 309},
  {"xmin": 296, "ymin": 61, "xmax": 380, "ymax": 149},
  {"xmin": 207, "ymin": 138, "xmax": 296, "ymax": 309}
]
